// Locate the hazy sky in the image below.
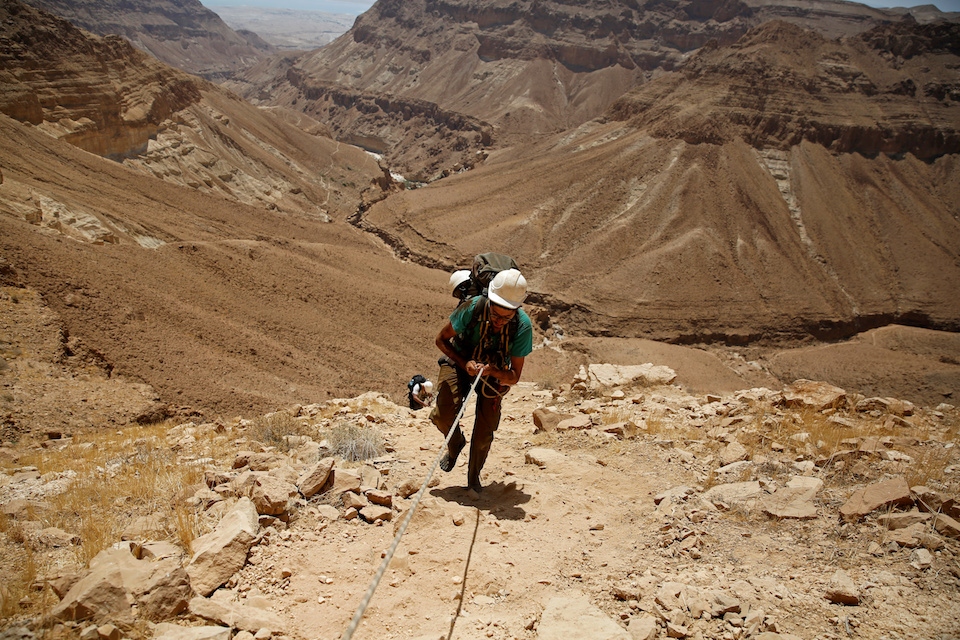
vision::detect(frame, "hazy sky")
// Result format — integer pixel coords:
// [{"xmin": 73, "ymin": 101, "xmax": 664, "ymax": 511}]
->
[{"xmin": 200, "ymin": 0, "xmax": 960, "ymax": 15}]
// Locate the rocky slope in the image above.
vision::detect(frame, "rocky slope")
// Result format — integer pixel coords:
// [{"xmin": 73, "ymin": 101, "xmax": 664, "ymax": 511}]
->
[
  {"xmin": 227, "ymin": 0, "xmax": 957, "ymax": 179},
  {"xmin": 0, "ymin": 0, "xmax": 390, "ymax": 220},
  {"xmin": 0, "ymin": 305, "xmax": 958, "ymax": 640},
  {"xmin": 22, "ymin": 0, "xmax": 274, "ymax": 81}
]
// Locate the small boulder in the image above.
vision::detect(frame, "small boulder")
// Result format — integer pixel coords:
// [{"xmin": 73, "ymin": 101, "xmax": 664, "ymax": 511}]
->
[
  {"xmin": 824, "ymin": 569, "xmax": 859, "ymax": 605},
  {"xmin": 840, "ymin": 477, "xmax": 912, "ymax": 521}
]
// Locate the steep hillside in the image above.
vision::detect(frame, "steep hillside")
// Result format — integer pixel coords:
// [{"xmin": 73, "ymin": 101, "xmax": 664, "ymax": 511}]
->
[
  {"xmin": 355, "ymin": 20, "xmax": 960, "ymax": 343},
  {"xmin": 227, "ymin": 0, "xmax": 953, "ymax": 179},
  {"xmin": 0, "ymin": 113, "xmax": 452, "ymax": 417},
  {"xmin": 22, "ymin": 0, "xmax": 274, "ymax": 80},
  {"xmin": 0, "ymin": 0, "xmax": 390, "ymax": 221}
]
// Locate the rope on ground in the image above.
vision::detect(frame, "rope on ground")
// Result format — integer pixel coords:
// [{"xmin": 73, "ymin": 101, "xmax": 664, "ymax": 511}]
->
[
  {"xmin": 446, "ymin": 506, "xmax": 481, "ymax": 640},
  {"xmin": 339, "ymin": 369, "xmax": 484, "ymax": 640}
]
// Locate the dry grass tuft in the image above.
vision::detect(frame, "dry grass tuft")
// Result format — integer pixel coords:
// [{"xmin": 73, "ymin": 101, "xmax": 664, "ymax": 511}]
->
[
  {"xmin": 247, "ymin": 411, "xmax": 315, "ymax": 452},
  {"xmin": 326, "ymin": 421, "xmax": 385, "ymax": 462}
]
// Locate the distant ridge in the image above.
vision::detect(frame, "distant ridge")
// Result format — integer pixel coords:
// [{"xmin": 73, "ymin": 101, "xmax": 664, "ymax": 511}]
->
[{"xmin": 23, "ymin": 0, "xmax": 275, "ymax": 80}]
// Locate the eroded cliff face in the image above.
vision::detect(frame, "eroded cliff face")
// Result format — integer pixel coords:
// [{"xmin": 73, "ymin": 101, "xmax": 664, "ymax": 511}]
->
[
  {"xmin": 229, "ymin": 0, "xmax": 932, "ymax": 179},
  {"xmin": 0, "ymin": 2, "xmax": 202, "ymax": 158},
  {"xmin": 22, "ymin": 0, "xmax": 274, "ymax": 80},
  {"xmin": 353, "ymin": 20, "xmax": 960, "ymax": 343},
  {"xmin": 607, "ymin": 20, "xmax": 960, "ymax": 159},
  {"xmin": 0, "ymin": 0, "xmax": 390, "ymax": 221}
]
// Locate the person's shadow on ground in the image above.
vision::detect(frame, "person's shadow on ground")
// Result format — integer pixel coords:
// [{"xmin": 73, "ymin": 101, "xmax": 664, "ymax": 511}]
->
[{"xmin": 430, "ymin": 480, "xmax": 531, "ymax": 521}]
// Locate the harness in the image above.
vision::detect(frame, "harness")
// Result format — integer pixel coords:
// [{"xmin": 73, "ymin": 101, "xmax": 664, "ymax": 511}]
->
[{"xmin": 451, "ymin": 296, "xmax": 519, "ymax": 398}]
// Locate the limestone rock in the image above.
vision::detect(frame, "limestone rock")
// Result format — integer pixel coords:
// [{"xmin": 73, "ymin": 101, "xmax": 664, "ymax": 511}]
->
[
  {"xmin": 327, "ymin": 469, "xmax": 362, "ymax": 497},
  {"xmin": 533, "ymin": 408, "xmax": 572, "ymax": 432},
  {"xmin": 628, "ymin": 613, "xmax": 658, "ymax": 640},
  {"xmin": 703, "ymin": 481, "xmax": 762, "ymax": 506},
  {"xmin": 587, "ymin": 363, "xmax": 677, "ymax": 389},
  {"xmin": 557, "ymin": 414, "xmax": 593, "ymax": 431},
  {"xmin": 839, "ymin": 477, "xmax": 912, "ymax": 521},
  {"xmin": 244, "ymin": 475, "xmax": 297, "ymax": 516},
  {"xmin": 50, "ymin": 547, "xmax": 191, "ymax": 623},
  {"xmin": 153, "ymin": 624, "xmax": 232, "ymax": 640},
  {"xmin": 360, "ymin": 505, "xmax": 392, "ymax": 523},
  {"xmin": 877, "ymin": 510, "xmax": 932, "ymax": 530},
  {"xmin": 537, "ymin": 594, "xmax": 630, "ymax": 639},
  {"xmin": 720, "ymin": 440, "xmax": 749, "ymax": 466},
  {"xmin": 824, "ymin": 569, "xmax": 859, "ymax": 605},
  {"xmin": 188, "ymin": 596, "xmax": 286, "ymax": 635},
  {"xmin": 187, "ymin": 497, "xmax": 259, "ymax": 597},
  {"xmin": 933, "ymin": 513, "xmax": 960, "ymax": 538},
  {"xmin": 761, "ymin": 476, "xmax": 823, "ymax": 519},
  {"xmin": 524, "ymin": 448, "xmax": 567, "ymax": 468},
  {"xmin": 781, "ymin": 380, "xmax": 847, "ymax": 411}
]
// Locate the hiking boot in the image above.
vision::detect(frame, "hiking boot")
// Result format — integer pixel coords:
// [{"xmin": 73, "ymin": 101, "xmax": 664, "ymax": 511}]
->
[{"xmin": 440, "ymin": 442, "xmax": 464, "ymax": 472}]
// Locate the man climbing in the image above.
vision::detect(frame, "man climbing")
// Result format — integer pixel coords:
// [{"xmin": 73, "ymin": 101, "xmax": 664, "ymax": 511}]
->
[
  {"xmin": 408, "ymin": 377, "xmax": 434, "ymax": 409},
  {"xmin": 430, "ymin": 268, "xmax": 533, "ymax": 494}
]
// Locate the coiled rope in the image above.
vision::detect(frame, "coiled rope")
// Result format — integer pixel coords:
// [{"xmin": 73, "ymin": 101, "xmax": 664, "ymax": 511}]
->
[{"xmin": 339, "ymin": 369, "xmax": 485, "ymax": 640}]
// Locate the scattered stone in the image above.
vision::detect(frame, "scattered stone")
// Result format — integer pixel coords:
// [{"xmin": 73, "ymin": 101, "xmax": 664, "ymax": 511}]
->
[
  {"xmin": 533, "ymin": 408, "xmax": 572, "ymax": 432},
  {"xmin": 720, "ymin": 440, "xmax": 749, "ymax": 465},
  {"xmin": 50, "ymin": 547, "xmax": 191, "ymax": 622},
  {"xmin": 187, "ymin": 497, "xmax": 259, "ymax": 597},
  {"xmin": 781, "ymin": 380, "xmax": 847, "ymax": 411},
  {"xmin": 524, "ymin": 448, "xmax": 567, "ymax": 468},
  {"xmin": 121, "ymin": 514, "xmax": 167, "ymax": 541},
  {"xmin": 537, "ymin": 594, "xmax": 630, "ymax": 639},
  {"xmin": 296, "ymin": 458, "xmax": 335, "ymax": 499},
  {"xmin": 153, "ymin": 625, "xmax": 231, "ymax": 640},
  {"xmin": 761, "ymin": 477, "xmax": 822, "ymax": 520},
  {"xmin": 824, "ymin": 569, "xmax": 859, "ymax": 605},
  {"xmin": 34, "ymin": 526, "xmax": 80, "ymax": 547},
  {"xmin": 326, "ymin": 469, "xmax": 362, "ymax": 497},
  {"xmin": 188, "ymin": 596, "xmax": 286, "ymax": 635},
  {"xmin": 855, "ymin": 397, "xmax": 914, "ymax": 416},
  {"xmin": 877, "ymin": 510, "xmax": 932, "ymax": 530},
  {"xmin": 557, "ymin": 415, "xmax": 593, "ymax": 431},
  {"xmin": 911, "ymin": 548, "xmax": 934, "ymax": 570},
  {"xmin": 396, "ymin": 478, "xmax": 419, "ymax": 499},
  {"xmin": 244, "ymin": 475, "xmax": 297, "ymax": 516},
  {"xmin": 839, "ymin": 477, "xmax": 912, "ymax": 521},
  {"xmin": 703, "ymin": 481, "xmax": 762, "ymax": 506},
  {"xmin": 360, "ymin": 505, "xmax": 392, "ymax": 523},
  {"xmin": 365, "ymin": 489, "xmax": 393, "ymax": 507},
  {"xmin": 932, "ymin": 513, "xmax": 960, "ymax": 539},
  {"xmin": 585, "ymin": 363, "xmax": 677, "ymax": 389}
]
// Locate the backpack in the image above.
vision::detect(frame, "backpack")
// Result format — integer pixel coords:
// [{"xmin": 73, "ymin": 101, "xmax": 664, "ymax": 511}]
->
[
  {"xmin": 461, "ymin": 252, "xmax": 519, "ymax": 299},
  {"xmin": 407, "ymin": 374, "xmax": 426, "ymax": 391}
]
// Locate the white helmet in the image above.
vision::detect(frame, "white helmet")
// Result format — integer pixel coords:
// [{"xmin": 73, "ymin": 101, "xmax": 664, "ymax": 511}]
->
[
  {"xmin": 488, "ymin": 268, "xmax": 527, "ymax": 309},
  {"xmin": 423, "ymin": 380, "xmax": 434, "ymax": 393},
  {"xmin": 449, "ymin": 269, "xmax": 471, "ymax": 294}
]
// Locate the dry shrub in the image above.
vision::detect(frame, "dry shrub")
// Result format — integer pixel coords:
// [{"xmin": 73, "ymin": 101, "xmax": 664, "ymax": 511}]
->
[
  {"xmin": 326, "ymin": 421, "xmax": 385, "ymax": 462},
  {"xmin": 0, "ymin": 544, "xmax": 36, "ymax": 619},
  {"xmin": 248, "ymin": 411, "xmax": 314, "ymax": 452}
]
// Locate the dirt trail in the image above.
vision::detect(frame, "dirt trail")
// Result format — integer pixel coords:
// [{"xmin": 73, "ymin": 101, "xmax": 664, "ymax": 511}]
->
[{"xmin": 219, "ymin": 387, "xmax": 960, "ymax": 640}]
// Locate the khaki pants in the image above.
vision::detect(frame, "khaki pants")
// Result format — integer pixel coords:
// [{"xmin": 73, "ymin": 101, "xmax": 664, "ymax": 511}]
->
[{"xmin": 429, "ymin": 360, "xmax": 503, "ymax": 485}]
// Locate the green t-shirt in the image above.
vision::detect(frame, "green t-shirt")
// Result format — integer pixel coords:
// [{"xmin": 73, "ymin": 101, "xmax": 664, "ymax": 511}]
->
[{"xmin": 450, "ymin": 297, "xmax": 533, "ymax": 361}]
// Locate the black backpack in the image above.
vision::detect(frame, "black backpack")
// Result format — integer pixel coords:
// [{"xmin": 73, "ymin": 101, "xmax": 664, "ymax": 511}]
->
[
  {"xmin": 460, "ymin": 252, "xmax": 519, "ymax": 299},
  {"xmin": 407, "ymin": 374, "xmax": 426, "ymax": 391}
]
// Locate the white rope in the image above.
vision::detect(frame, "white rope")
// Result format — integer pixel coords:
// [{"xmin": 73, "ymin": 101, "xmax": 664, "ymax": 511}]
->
[{"xmin": 339, "ymin": 369, "xmax": 484, "ymax": 640}]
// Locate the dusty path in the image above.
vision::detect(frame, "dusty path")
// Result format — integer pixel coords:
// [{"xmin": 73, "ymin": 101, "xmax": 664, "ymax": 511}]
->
[{"xmin": 216, "ymin": 387, "xmax": 960, "ymax": 640}]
